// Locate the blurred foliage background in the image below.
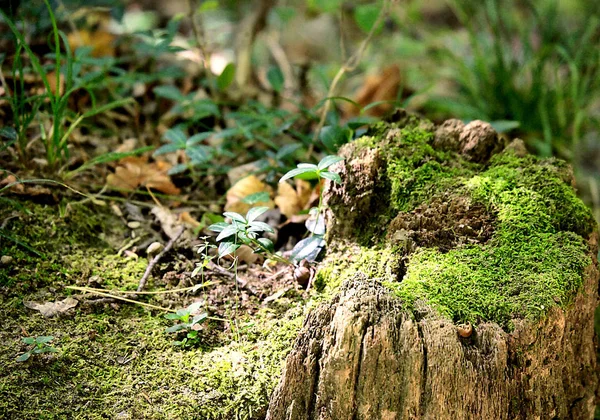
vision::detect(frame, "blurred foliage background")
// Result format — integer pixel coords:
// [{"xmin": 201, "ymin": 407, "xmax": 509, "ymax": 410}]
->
[{"xmin": 1, "ymin": 0, "xmax": 599, "ymax": 216}]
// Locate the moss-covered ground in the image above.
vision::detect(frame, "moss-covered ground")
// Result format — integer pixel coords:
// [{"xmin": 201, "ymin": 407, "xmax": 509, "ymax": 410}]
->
[
  {"xmin": 0, "ymin": 201, "xmax": 305, "ymax": 419},
  {"xmin": 318, "ymin": 120, "xmax": 596, "ymax": 327}
]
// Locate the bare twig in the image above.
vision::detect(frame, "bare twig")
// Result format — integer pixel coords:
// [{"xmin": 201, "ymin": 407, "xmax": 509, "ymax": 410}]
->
[
  {"xmin": 309, "ymin": 0, "xmax": 390, "ymax": 156},
  {"xmin": 137, "ymin": 226, "xmax": 185, "ymax": 292}
]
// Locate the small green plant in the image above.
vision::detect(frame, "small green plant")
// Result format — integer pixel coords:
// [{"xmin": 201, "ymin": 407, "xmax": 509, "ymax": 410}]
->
[
  {"xmin": 280, "ymin": 155, "xmax": 344, "ymax": 261},
  {"xmin": 1, "ymin": 0, "xmax": 132, "ymax": 170},
  {"xmin": 208, "ymin": 206, "xmax": 287, "ymax": 262},
  {"xmin": 164, "ymin": 302, "xmax": 208, "ymax": 347},
  {"xmin": 16, "ymin": 336, "xmax": 58, "ymax": 362},
  {"xmin": 207, "ymin": 155, "xmax": 344, "ymax": 265}
]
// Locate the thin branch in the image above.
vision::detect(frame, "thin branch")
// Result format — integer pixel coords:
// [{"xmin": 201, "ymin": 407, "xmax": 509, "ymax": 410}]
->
[{"xmin": 137, "ymin": 226, "xmax": 185, "ymax": 292}]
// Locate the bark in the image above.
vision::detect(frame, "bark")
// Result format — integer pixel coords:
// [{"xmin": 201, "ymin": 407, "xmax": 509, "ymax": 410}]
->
[{"xmin": 267, "ymin": 113, "xmax": 599, "ymax": 419}]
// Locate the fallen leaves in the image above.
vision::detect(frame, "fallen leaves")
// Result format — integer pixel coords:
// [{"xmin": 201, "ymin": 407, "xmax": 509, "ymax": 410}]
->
[
  {"xmin": 225, "ymin": 175, "xmax": 274, "ymax": 214},
  {"xmin": 275, "ymin": 179, "xmax": 313, "ymax": 218},
  {"xmin": 107, "ymin": 156, "xmax": 180, "ymax": 195},
  {"xmin": 24, "ymin": 297, "xmax": 78, "ymax": 318}
]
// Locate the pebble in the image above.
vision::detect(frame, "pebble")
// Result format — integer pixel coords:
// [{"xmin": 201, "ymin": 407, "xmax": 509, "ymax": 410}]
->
[
  {"xmin": 127, "ymin": 221, "xmax": 141, "ymax": 229},
  {"xmin": 0, "ymin": 255, "xmax": 13, "ymax": 265}
]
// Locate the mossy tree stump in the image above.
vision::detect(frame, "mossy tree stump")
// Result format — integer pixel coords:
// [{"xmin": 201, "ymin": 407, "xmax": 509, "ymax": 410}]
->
[{"xmin": 267, "ymin": 111, "xmax": 599, "ymax": 419}]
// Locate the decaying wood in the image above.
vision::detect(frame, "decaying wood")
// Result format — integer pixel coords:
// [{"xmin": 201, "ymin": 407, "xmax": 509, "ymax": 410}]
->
[{"xmin": 267, "ymin": 113, "xmax": 599, "ymax": 419}]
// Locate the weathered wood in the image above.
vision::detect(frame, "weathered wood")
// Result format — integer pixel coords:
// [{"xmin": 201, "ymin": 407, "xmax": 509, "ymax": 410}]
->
[{"xmin": 267, "ymin": 111, "xmax": 599, "ymax": 419}]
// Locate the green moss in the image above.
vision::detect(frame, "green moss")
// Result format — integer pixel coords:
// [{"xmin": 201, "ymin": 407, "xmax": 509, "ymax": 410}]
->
[
  {"xmin": 388, "ymin": 231, "xmax": 588, "ymax": 325},
  {"xmin": 386, "ymin": 150, "xmax": 594, "ymax": 326},
  {"xmin": 0, "ymin": 201, "xmax": 306, "ymax": 419},
  {"xmin": 0, "ymin": 304, "xmax": 304, "ymax": 419},
  {"xmin": 330, "ymin": 119, "xmax": 595, "ymax": 327},
  {"xmin": 315, "ymin": 244, "xmax": 402, "ymax": 294}
]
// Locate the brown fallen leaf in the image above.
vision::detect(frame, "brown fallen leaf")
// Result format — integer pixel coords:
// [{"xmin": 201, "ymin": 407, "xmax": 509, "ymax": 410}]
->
[
  {"xmin": 67, "ymin": 28, "xmax": 115, "ymax": 58},
  {"xmin": 24, "ymin": 297, "xmax": 78, "ymax": 318},
  {"xmin": 225, "ymin": 175, "xmax": 274, "ymax": 214},
  {"xmin": 343, "ymin": 64, "xmax": 407, "ymax": 118},
  {"xmin": 107, "ymin": 156, "xmax": 181, "ymax": 195},
  {"xmin": 274, "ymin": 179, "xmax": 313, "ymax": 218},
  {"xmin": 151, "ymin": 206, "xmax": 194, "ymax": 241}
]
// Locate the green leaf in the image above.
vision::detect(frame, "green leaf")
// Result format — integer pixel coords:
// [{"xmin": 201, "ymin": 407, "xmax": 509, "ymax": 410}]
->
[
  {"xmin": 257, "ymin": 237, "xmax": 274, "ymax": 253},
  {"xmin": 208, "ymin": 222, "xmax": 229, "ymax": 233},
  {"xmin": 241, "ymin": 191, "xmax": 271, "ymax": 204},
  {"xmin": 217, "ymin": 63, "xmax": 236, "ymax": 91},
  {"xmin": 248, "ymin": 221, "xmax": 274, "ymax": 233},
  {"xmin": 354, "ymin": 4, "xmax": 382, "ymax": 34},
  {"xmin": 218, "ymin": 241, "xmax": 240, "ymax": 257},
  {"xmin": 166, "ymin": 324, "xmax": 188, "ymax": 333},
  {"xmin": 186, "ymin": 301, "xmax": 202, "ymax": 314},
  {"xmin": 306, "ymin": 214, "xmax": 325, "ymax": 235},
  {"xmin": 246, "ymin": 206, "xmax": 269, "ymax": 222},
  {"xmin": 318, "ymin": 155, "xmax": 344, "ymax": 170},
  {"xmin": 320, "ymin": 125, "xmax": 351, "ymax": 151},
  {"xmin": 267, "ymin": 66, "xmax": 285, "ymax": 93},
  {"xmin": 163, "ymin": 128, "xmax": 187, "ymax": 145},
  {"xmin": 319, "ymin": 171, "xmax": 342, "ymax": 184},
  {"xmin": 35, "ymin": 336, "xmax": 54, "ymax": 344},
  {"xmin": 490, "ymin": 120, "xmax": 520, "ymax": 133},
  {"xmin": 297, "ymin": 163, "xmax": 317, "ymax": 169},
  {"xmin": 186, "ymin": 132, "xmax": 213, "ymax": 146},
  {"xmin": 16, "ymin": 352, "xmax": 31, "ymax": 362},
  {"xmin": 223, "ymin": 212, "xmax": 246, "ymax": 223},
  {"xmin": 197, "ymin": 0, "xmax": 218, "ymax": 12},
  {"xmin": 280, "ymin": 167, "xmax": 317, "ymax": 183},
  {"xmin": 0, "ymin": 126, "xmax": 17, "ymax": 140},
  {"xmin": 346, "ymin": 116, "xmax": 377, "ymax": 130},
  {"xmin": 164, "ymin": 313, "xmax": 182, "ymax": 320},
  {"xmin": 191, "ymin": 312, "xmax": 208, "ymax": 324},
  {"xmin": 154, "ymin": 143, "xmax": 184, "ymax": 156},
  {"xmin": 291, "ymin": 235, "xmax": 325, "ymax": 262},
  {"xmin": 37, "ymin": 346, "xmax": 58, "ymax": 353},
  {"xmin": 22, "ymin": 337, "xmax": 35, "ymax": 345},
  {"xmin": 154, "ymin": 85, "xmax": 184, "ymax": 101},
  {"xmin": 216, "ymin": 224, "xmax": 239, "ymax": 242}
]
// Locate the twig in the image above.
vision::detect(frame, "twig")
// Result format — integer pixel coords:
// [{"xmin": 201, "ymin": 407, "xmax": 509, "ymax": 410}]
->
[
  {"xmin": 137, "ymin": 226, "xmax": 185, "ymax": 292},
  {"xmin": 309, "ymin": 0, "xmax": 390, "ymax": 156}
]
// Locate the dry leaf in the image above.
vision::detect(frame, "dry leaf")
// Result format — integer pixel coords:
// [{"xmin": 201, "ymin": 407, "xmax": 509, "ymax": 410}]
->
[
  {"xmin": 225, "ymin": 175, "xmax": 273, "ymax": 214},
  {"xmin": 275, "ymin": 179, "xmax": 313, "ymax": 218},
  {"xmin": 24, "ymin": 297, "xmax": 78, "ymax": 317},
  {"xmin": 179, "ymin": 211, "xmax": 201, "ymax": 229},
  {"xmin": 107, "ymin": 156, "xmax": 180, "ymax": 195},
  {"xmin": 344, "ymin": 64, "xmax": 405, "ymax": 117},
  {"xmin": 68, "ymin": 29, "xmax": 115, "ymax": 57}
]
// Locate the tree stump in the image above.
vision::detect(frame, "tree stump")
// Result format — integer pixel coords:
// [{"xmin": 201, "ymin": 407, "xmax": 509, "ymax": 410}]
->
[{"xmin": 267, "ymin": 111, "xmax": 599, "ymax": 419}]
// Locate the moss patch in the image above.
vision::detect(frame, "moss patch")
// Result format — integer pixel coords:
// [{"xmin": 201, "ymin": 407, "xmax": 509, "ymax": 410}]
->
[
  {"xmin": 0, "ymin": 201, "xmax": 306, "ymax": 419},
  {"xmin": 326, "ymin": 119, "xmax": 595, "ymax": 327}
]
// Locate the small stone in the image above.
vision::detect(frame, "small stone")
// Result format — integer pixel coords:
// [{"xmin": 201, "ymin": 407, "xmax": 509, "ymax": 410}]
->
[
  {"xmin": 0, "ymin": 255, "xmax": 13, "ymax": 265},
  {"xmin": 434, "ymin": 119, "xmax": 465, "ymax": 152},
  {"xmin": 127, "ymin": 221, "xmax": 141, "ymax": 229},
  {"xmin": 146, "ymin": 242, "xmax": 163, "ymax": 256}
]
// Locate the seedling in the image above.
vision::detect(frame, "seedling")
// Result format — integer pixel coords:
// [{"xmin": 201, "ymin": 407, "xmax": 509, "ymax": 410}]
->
[
  {"xmin": 280, "ymin": 155, "xmax": 344, "ymax": 262},
  {"xmin": 165, "ymin": 302, "xmax": 208, "ymax": 347},
  {"xmin": 16, "ymin": 336, "xmax": 58, "ymax": 362},
  {"xmin": 208, "ymin": 206, "xmax": 289, "ymax": 263}
]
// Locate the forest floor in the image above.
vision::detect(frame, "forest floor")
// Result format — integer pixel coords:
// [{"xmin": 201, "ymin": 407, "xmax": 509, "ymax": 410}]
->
[{"xmin": 0, "ymin": 197, "xmax": 312, "ymax": 419}]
